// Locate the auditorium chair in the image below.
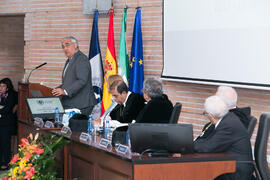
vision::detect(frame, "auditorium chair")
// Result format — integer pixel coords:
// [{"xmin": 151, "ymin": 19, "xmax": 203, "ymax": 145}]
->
[
  {"xmin": 169, "ymin": 102, "xmax": 182, "ymax": 124},
  {"xmin": 254, "ymin": 113, "xmax": 270, "ymax": 180},
  {"xmin": 248, "ymin": 116, "xmax": 257, "ymax": 139}
]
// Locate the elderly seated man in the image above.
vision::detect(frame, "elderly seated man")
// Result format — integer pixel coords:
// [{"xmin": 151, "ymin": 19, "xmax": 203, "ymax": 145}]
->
[
  {"xmin": 197, "ymin": 86, "xmax": 251, "ymax": 140},
  {"xmin": 194, "ymin": 95, "xmax": 253, "ymax": 180},
  {"xmin": 136, "ymin": 78, "xmax": 173, "ymax": 123}
]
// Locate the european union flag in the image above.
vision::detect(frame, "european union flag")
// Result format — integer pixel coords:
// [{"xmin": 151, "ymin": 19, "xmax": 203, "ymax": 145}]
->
[{"xmin": 129, "ymin": 7, "xmax": 144, "ymax": 94}]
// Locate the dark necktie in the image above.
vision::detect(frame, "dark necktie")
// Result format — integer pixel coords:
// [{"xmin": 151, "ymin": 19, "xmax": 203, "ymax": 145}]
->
[{"xmin": 120, "ymin": 104, "xmax": 124, "ymax": 116}]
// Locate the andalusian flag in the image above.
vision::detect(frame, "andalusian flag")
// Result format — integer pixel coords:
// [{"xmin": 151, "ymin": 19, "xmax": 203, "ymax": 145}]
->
[
  {"xmin": 118, "ymin": 8, "xmax": 129, "ymax": 85},
  {"xmin": 129, "ymin": 7, "xmax": 144, "ymax": 94},
  {"xmin": 101, "ymin": 9, "xmax": 117, "ymax": 115}
]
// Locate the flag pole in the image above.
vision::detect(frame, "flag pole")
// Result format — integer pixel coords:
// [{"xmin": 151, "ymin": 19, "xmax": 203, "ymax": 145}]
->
[{"xmin": 125, "ymin": 0, "xmax": 128, "ymax": 8}]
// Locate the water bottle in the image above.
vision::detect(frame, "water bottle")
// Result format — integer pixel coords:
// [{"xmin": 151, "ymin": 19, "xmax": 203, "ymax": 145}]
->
[
  {"xmin": 54, "ymin": 107, "xmax": 60, "ymax": 122},
  {"xmin": 69, "ymin": 111, "xmax": 75, "ymax": 119},
  {"xmin": 88, "ymin": 114, "xmax": 93, "ymax": 134},
  {"xmin": 126, "ymin": 129, "xmax": 129, "ymax": 146},
  {"xmin": 104, "ymin": 118, "xmax": 111, "ymax": 139}
]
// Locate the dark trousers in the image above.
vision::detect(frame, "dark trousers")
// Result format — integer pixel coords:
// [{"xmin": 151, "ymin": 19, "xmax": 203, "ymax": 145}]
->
[{"xmin": 0, "ymin": 126, "xmax": 11, "ymax": 166}]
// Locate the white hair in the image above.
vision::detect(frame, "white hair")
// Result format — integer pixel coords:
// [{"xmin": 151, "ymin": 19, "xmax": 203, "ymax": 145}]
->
[
  {"xmin": 204, "ymin": 95, "xmax": 228, "ymax": 119},
  {"xmin": 61, "ymin": 36, "xmax": 79, "ymax": 49},
  {"xmin": 216, "ymin": 86, "xmax": 237, "ymax": 108}
]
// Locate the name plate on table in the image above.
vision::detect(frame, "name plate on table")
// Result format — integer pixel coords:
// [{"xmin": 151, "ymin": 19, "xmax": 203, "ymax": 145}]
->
[
  {"xmin": 116, "ymin": 144, "xmax": 130, "ymax": 155},
  {"xmin": 79, "ymin": 132, "xmax": 91, "ymax": 143},
  {"xmin": 61, "ymin": 126, "xmax": 72, "ymax": 137},
  {"xmin": 98, "ymin": 138, "xmax": 112, "ymax": 149},
  {"xmin": 34, "ymin": 117, "xmax": 44, "ymax": 128},
  {"xmin": 44, "ymin": 121, "xmax": 54, "ymax": 128}
]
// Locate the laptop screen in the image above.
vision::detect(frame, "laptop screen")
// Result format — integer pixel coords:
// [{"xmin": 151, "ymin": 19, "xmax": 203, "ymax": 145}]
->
[{"xmin": 26, "ymin": 97, "xmax": 65, "ymax": 120}]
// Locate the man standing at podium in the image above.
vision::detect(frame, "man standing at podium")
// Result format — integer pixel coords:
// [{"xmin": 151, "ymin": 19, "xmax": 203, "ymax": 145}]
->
[{"xmin": 52, "ymin": 36, "xmax": 96, "ymax": 116}]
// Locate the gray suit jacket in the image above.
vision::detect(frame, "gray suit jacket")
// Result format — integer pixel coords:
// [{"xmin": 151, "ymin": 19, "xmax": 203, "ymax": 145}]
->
[{"xmin": 60, "ymin": 50, "xmax": 96, "ymax": 110}]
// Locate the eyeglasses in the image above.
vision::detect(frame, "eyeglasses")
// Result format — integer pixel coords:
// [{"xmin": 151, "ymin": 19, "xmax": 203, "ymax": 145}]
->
[
  {"xmin": 202, "ymin": 111, "xmax": 209, "ymax": 116},
  {"xmin": 62, "ymin": 42, "xmax": 73, "ymax": 49}
]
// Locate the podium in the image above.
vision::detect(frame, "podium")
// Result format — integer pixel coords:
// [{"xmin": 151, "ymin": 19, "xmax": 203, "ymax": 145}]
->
[{"xmin": 17, "ymin": 82, "xmax": 53, "ymax": 140}]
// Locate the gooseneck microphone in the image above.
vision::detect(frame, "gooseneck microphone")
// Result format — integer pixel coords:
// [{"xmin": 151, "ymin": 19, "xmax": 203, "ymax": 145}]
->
[
  {"xmin": 35, "ymin": 62, "xmax": 47, "ymax": 69},
  {"xmin": 101, "ymin": 99, "xmax": 117, "ymax": 127},
  {"xmin": 26, "ymin": 62, "xmax": 47, "ymax": 84}
]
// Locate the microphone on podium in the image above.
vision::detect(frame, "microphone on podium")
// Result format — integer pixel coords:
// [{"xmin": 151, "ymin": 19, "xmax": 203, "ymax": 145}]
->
[
  {"xmin": 35, "ymin": 62, "xmax": 47, "ymax": 69},
  {"xmin": 26, "ymin": 62, "xmax": 47, "ymax": 84}
]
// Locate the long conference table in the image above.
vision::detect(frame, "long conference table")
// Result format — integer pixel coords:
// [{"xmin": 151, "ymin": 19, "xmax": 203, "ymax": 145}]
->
[
  {"xmin": 65, "ymin": 132, "xmax": 236, "ymax": 180},
  {"xmin": 17, "ymin": 83, "xmax": 236, "ymax": 180},
  {"xmin": 19, "ymin": 122, "xmax": 236, "ymax": 180}
]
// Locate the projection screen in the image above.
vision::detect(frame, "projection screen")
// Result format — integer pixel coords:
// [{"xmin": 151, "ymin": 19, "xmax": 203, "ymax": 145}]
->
[{"xmin": 162, "ymin": 0, "xmax": 270, "ymax": 89}]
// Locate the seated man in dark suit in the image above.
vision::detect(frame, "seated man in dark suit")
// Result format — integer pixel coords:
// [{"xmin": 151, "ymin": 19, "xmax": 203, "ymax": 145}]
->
[
  {"xmin": 194, "ymin": 95, "xmax": 254, "ymax": 180},
  {"xmin": 136, "ymin": 78, "xmax": 173, "ymax": 123},
  {"xmin": 216, "ymin": 86, "xmax": 250, "ymax": 127},
  {"xmin": 109, "ymin": 80, "xmax": 145, "ymax": 123},
  {"xmin": 197, "ymin": 86, "xmax": 250, "ymax": 139}
]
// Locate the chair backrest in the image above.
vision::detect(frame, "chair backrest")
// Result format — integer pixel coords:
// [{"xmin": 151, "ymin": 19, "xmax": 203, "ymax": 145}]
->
[
  {"xmin": 247, "ymin": 116, "xmax": 257, "ymax": 139},
  {"xmin": 169, "ymin": 102, "xmax": 182, "ymax": 124},
  {"xmin": 240, "ymin": 106, "xmax": 251, "ymax": 116},
  {"xmin": 254, "ymin": 113, "xmax": 270, "ymax": 180}
]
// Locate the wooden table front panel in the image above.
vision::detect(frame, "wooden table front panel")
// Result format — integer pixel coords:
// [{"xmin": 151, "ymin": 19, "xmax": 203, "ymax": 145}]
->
[
  {"xmin": 67, "ymin": 141, "xmax": 132, "ymax": 180},
  {"xmin": 133, "ymin": 160, "xmax": 236, "ymax": 180}
]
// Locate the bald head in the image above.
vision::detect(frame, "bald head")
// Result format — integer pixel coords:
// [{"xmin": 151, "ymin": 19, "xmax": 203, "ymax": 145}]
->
[{"xmin": 216, "ymin": 86, "xmax": 237, "ymax": 109}]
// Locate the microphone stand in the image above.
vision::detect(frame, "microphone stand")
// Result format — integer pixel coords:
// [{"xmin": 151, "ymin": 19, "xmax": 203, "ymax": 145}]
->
[
  {"xmin": 26, "ymin": 68, "xmax": 35, "ymax": 84},
  {"xmin": 101, "ymin": 100, "xmax": 117, "ymax": 127},
  {"xmin": 26, "ymin": 62, "xmax": 47, "ymax": 84}
]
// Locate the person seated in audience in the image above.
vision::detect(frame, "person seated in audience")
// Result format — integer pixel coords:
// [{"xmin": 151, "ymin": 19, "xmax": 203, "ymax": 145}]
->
[
  {"xmin": 136, "ymin": 78, "xmax": 173, "ymax": 123},
  {"xmin": 0, "ymin": 78, "xmax": 17, "ymax": 170},
  {"xmin": 109, "ymin": 80, "xmax": 145, "ymax": 123},
  {"xmin": 194, "ymin": 95, "xmax": 253, "ymax": 180},
  {"xmin": 197, "ymin": 86, "xmax": 250, "ymax": 139}
]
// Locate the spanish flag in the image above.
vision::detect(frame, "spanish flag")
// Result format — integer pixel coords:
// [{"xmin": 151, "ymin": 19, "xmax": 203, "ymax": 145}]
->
[{"xmin": 101, "ymin": 9, "xmax": 117, "ymax": 115}]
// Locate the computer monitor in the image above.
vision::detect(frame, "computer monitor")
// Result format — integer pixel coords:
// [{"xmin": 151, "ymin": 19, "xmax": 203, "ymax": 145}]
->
[
  {"xmin": 26, "ymin": 97, "xmax": 65, "ymax": 120},
  {"xmin": 129, "ymin": 123, "xmax": 194, "ymax": 155}
]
